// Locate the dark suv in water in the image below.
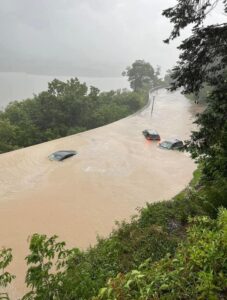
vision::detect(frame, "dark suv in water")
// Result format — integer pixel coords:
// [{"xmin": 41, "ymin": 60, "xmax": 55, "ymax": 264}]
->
[
  {"xmin": 159, "ymin": 139, "xmax": 184, "ymax": 150},
  {"xmin": 142, "ymin": 129, "xmax": 160, "ymax": 141}
]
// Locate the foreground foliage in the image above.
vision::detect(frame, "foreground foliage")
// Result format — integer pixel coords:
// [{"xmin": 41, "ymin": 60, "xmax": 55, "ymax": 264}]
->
[
  {"xmin": 95, "ymin": 208, "xmax": 227, "ymax": 300},
  {"xmin": 0, "ymin": 248, "xmax": 14, "ymax": 300},
  {"xmin": 21, "ymin": 234, "xmax": 74, "ymax": 300}
]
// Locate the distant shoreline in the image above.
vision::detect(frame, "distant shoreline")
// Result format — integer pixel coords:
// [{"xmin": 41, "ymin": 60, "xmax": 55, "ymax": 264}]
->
[{"xmin": 0, "ymin": 72, "xmax": 129, "ymax": 109}]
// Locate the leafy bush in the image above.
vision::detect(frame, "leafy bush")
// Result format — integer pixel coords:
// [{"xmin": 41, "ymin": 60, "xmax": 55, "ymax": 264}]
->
[
  {"xmin": 95, "ymin": 208, "xmax": 227, "ymax": 300},
  {"xmin": 0, "ymin": 248, "xmax": 15, "ymax": 300}
]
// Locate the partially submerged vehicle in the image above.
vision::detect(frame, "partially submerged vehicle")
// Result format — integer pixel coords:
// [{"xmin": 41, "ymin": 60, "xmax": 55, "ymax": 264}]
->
[
  {"xmin": 49, "ymin": 150, "xmax": 77, "ymax": 161},
  {"xmin": 142, "ymin": 129, "xmax": 160, "ymax": 141},
  {"xmin": 159, "ymin": 139, "xmax": 184, "ymax": 150}
]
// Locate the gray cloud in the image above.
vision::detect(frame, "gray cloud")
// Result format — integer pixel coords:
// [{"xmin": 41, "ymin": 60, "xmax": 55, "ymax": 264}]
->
[{"xmin": 0, "ymin": 0, "xmax": 225, "ymax": 77}]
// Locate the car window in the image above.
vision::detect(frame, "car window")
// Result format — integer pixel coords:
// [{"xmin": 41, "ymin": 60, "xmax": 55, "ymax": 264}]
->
[
  {"xmin": 55, "ymin": 154, "xmax": 63, "ymax": 159},
  {"xmin": 161, "ymin": 142, "xmax": 172, "ymax": 149}
]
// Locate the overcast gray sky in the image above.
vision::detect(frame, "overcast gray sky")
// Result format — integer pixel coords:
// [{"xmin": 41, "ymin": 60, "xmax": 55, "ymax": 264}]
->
[{"xmin": 0, "ymin": 0, "xmax": 225, "ymax": 77}]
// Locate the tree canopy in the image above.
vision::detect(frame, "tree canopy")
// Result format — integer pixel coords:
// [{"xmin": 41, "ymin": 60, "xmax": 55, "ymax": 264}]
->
[
  {"xmin": 163, "ymin": 0, "xmax": 227, "ymax": 93},
  {"xmin": 122, "ymin": 60, "xmax": 159, "ymax": 91},
  {"xmin": 163, "ymin": 0, "xmax": 227, "ymax": 183}
]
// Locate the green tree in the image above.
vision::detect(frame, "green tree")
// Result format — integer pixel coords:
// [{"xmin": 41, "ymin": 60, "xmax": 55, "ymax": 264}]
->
[
  {"xmin": 0, "ymin": 119, "xmax": 18, "ymax": 153},
  {"xmin": 162, "ymin": 0, "xmax": 227, "ymax": 93},
  {"xmin": 22, "ymin": 234, "xmax": 75, "ymax": 300},
  {"xmin": 162, "ymin": 0, "xmax": 227, "ymax": 184},
  {"xmin": 0, "ymin": 248, "xmax": 15, "ymax": 300},
  {"xmin": 122, "ymin": 60, "xmax": 156, "ymax": 91}
]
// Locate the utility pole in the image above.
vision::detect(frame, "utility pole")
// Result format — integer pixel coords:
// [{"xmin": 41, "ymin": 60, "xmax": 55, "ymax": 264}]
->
[{"xmin": 151, "ymin": 95, "xmax": 155, "ymax": 115}]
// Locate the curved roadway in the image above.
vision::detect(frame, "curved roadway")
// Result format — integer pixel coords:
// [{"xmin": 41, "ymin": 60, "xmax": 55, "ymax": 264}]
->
[{"xmin": 0, "ymin": 89, "xmax": 197, "ymax": 297}]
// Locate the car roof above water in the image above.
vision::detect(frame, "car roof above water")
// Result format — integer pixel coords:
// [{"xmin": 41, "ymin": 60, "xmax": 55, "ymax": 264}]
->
[
  {"xmin": 165, "ymin": 138, "xmax": 182, "ymax": 144},
  {"xmin": 49, "ymin": 150, "xmax": 77, "ymax": 161},
  {"xmin": 54, "ymin": 150, "xmax": 76, "ymax": 156},
  {"xmin": 146, "ymin": 129, "xmax": 159, "ymax": 135}
]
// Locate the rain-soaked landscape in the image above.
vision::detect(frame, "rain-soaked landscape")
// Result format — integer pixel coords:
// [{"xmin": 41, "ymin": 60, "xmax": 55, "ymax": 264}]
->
[
  {"xmin": 0, "ymin": 88, "xmax": 199, "ymax": 297},
  {"xmin": 0, "ymin": 1, "xmax": 226, "ymax": 299}
]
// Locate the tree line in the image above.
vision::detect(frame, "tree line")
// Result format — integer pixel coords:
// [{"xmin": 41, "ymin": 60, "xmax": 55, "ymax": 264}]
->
[{"xmin": 0, "ymin": 61, "xmax": 164, "ymax": 154}]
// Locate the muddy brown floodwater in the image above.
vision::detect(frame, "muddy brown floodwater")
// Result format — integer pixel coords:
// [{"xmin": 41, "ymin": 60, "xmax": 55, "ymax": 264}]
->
[{"xmin": 0, "ymin": 89, "xmax": 199, "ymax": 298}]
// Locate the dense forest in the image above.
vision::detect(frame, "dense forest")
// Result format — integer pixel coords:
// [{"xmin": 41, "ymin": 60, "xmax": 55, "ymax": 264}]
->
[{"xmin": 1, "ymin": 0, "xmax": 227, "ymax": 299}]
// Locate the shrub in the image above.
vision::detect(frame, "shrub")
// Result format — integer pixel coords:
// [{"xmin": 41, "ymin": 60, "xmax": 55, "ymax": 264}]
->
[{"xmin": 95, "ymin": 208, "xmax": 227, "ymax": 300}]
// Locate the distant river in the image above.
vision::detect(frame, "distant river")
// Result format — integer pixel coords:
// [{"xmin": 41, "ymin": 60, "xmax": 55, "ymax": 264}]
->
[{"xmin": 0, "ymin": 72, "xmax": 129, "ymax": 109}]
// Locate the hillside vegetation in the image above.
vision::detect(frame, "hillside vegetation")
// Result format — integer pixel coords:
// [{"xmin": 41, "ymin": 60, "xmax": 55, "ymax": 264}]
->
[
  {"xmin": 0, "ymin": 78, "xmax": 148, "ymax": 154},
  {"xmin": 95, "ymin": 208, "xmax": 227, "ymax": 300}
]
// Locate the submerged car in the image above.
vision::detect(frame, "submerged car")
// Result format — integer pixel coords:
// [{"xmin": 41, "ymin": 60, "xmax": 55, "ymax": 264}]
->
[
  {"xmin": 49, "ymin": 150, "xmax": 77, "ymax": 161},
  {"xmin": 159, "ymin": 139, "xmax": 184, "ymax": 150},
  {"xmin": 142, "ymin": 129, "xmax": 160, "ymax": 141}
]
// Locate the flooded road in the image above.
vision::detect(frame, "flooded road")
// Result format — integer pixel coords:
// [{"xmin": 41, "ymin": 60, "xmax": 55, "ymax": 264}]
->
[{"xmin": 0, "ymin": 89, "xmax": 197, "ymax": 298}]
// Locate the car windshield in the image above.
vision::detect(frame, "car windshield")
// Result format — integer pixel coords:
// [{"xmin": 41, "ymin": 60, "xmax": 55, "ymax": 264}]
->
[
  {"xmin": 55, "ymin": 153, "xmax": 65, "ymax": 159},
  {"xmin": 56, "ymin": 151, "xmax": 70, "ymax": 157},
  {"xmin": 147, "ymin": 130, "xmax": 158, "ymax": 135}
]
